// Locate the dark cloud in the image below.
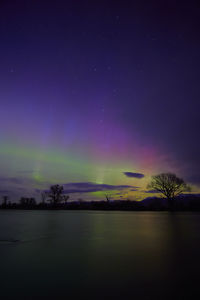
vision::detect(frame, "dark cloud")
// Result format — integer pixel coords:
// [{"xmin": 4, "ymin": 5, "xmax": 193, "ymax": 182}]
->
[
  {"xmin": 1, "ymin": 182, "xmax": 138, "ymax": 201},
  {"xmin": 0, "ymin": 185, "xmax": 34, "ymax": 200},
  {"xmin": 0, "ymin": 177, "xmax": 23, "ymax": 184},
  {"xmin": 62, "ymin": 182, "xmax": 137, "ymax": 194},
  {"xmin": 144, "ymin": 189, "xmax": 160, "ymax": 194},
  {"xmin": 0, "ymin": 176, "xmax": 50, "ymax": 190},
  {"xmin": 123, "ymin": 172, "xmax": 145, "ymax": 179},
  {"xmin": 0, "ymin": 190, "xmax": 10, "ymax": 194}
]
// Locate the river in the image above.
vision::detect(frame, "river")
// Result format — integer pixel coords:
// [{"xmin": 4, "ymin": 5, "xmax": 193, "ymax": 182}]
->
[{"xmin": 0, "ymin": 210, "xmax": 200, "ymax": 299}]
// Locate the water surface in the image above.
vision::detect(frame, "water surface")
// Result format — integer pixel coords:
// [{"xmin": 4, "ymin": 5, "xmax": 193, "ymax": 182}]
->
[{"xmin": 0, "ymin": 210, "xmax": 200, "ymax": 299}]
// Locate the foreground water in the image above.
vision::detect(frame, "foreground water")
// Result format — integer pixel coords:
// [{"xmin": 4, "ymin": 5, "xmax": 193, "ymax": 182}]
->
[{"xmin": 0, "ymin": 210, "xmax": 200, "ymax": 299}]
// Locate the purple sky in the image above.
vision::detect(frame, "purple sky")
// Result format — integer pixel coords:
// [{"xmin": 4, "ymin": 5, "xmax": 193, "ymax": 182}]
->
[{"xmin": 0, "ymin": 1, "xmax": 199, "ymax": 200}]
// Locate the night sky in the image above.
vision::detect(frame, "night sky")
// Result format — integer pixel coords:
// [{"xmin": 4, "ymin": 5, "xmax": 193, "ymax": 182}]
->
[{"xmin": 0, "ymin": 0, "xmax": 199, "ymax": 201}]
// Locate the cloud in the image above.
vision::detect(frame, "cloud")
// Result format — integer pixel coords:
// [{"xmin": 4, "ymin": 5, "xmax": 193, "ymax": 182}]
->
[
  {"xmin": 0, "ymin": 189, "xmax": 10, "ymax": 194},
  {"xmin": 0, "ymin": 177, "xmax": 23, "ymax": 184},
  {"xmin": 0, "ymin": 179, "xmax": 139, "ymax": 201},
  {"xmin": 61, "ymin": 182, "xmax": 137, "ymax": 194},
  {"xmin": 123, "ymin": 172, "xmax": 145, "ymax": 179},
  {"xmin": 0, "ymin": 176, "xmax": 49, "ymax": 200},
  {"xmin": 144, "ymin": 189, "xmax": 160, "ymax": 193},
  {"xmin": 0, "ymin": 176, "xmax": 50, "ymax": 188}
]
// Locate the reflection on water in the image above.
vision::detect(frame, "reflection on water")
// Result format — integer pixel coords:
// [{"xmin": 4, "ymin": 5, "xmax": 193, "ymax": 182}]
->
[{"xmin": 0, "ymin": 211, "xmax": 200, "ymax": 299}]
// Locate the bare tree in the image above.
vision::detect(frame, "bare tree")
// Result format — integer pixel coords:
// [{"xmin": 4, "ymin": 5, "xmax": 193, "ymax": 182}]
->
[
  {"xmin": 147, "ymin": 173, "xmax": 191, "ymax": 210},
  {"xmin": 41, "ymin": 191, "xmax": 48, "ymax": 204},
  {"xmin": 62, "ymin": 195, "xmax": 69, "ymax": 204},
  {"xmin": 48, "ymin": 184, "xmax": 64, "ymax": 205},
  {"xmin": 2, "ymin": 195, "xmax": 8, "ymax": 206},
  {"xmin": 105, "ymin": 193, "xmax": 111, "ymax": 202}
]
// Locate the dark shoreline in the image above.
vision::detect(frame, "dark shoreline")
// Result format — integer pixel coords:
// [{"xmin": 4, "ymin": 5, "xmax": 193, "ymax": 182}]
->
[{"xmin": 1, "ymin": 197, "xmax": 200, "ymax": 212}]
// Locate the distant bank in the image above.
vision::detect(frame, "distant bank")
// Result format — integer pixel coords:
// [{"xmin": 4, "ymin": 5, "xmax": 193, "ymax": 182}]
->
[{"xmin": 1, "ymin": 195, "xmax": 200, "ymax": 211}]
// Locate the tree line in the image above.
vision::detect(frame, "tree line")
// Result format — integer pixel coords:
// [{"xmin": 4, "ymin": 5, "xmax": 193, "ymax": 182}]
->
[{"xmin": 0, "ymin": 173, "xmax": 195, "ymax": 211}]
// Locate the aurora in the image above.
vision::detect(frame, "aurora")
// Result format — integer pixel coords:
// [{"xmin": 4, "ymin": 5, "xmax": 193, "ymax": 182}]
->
[{"xmin": 0, "ymin": 1, "xmax": 199, "ymax": 201}]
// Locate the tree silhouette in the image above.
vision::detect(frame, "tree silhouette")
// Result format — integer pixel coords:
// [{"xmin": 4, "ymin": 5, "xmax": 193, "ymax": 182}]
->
[
  {"xmin": 41, "ymin": 191, "xmax": 48, "ymax": 204},
  {"xmin": 19, "ymin": 197, "xmax": 36, "ymax": 206},
  {"xmin": 147, "ymin": 173, "xmax": 191, "ymax": 210},
  {"xmin": 105, "ymin": 193, "xmax": 111, "ymax": 202},
  {"xmin": 48, "ymin": 184, "xmax": 64, "ymax": 205},
  {"xmin": 2, "ymin": 195, "xmax": 8, "ymax": 206},
  {"xmin": 62, "ymin": 195, "xmax": 69, "ymax": 204}
]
